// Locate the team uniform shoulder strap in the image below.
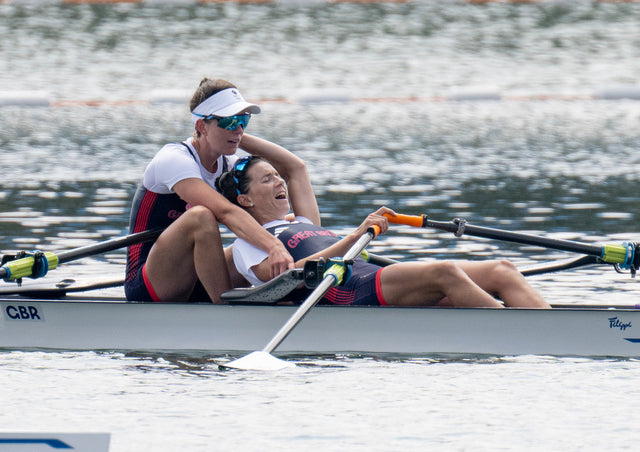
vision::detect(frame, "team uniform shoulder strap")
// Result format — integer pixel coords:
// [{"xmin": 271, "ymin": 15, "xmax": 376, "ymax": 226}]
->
[
  {"xmin": 180, "ymin": 141, "xmax": 231, "ymax": 177},
  {"xmin": 180, "ymin": 141, "xmax": 198, "ymax": 161}
]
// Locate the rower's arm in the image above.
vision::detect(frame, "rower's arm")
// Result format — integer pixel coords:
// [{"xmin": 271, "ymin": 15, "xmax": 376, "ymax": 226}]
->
[
  {"xmin": 250, "ymin": 209, "xmax": 393, "ymax": 282},
  {"xmin": 240, "ymin": 134, "xmax": 320, "ymax": 225},
  {"xmin": 175, "ymin": 178, "xmax": 293, "ymax": 277},
  {"xmin": 249, "ymin": 232, "xmax": 361, "ymax": 283}
]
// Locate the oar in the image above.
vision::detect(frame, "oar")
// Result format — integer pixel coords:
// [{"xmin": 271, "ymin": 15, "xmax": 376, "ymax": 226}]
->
[
  {"xmin": 366, "ymin": 252, "xmax": 398, "ymax": 267},
  {"xmin": 0, "ymin": 277, "xmax": 126, "ymax": 298},
  {"xmin": 0, "ymin": 228, "xmax": 164, "ymax": 281},
  {"xmin": 222, "ymin": 226, "xmax": 380, "ymax": 371},
  {"xmin": 519, "ymin": 255, "xmax": 602, "ymax": 276},
  {"xmin": 369, "ymin": 250, "xmax": 601, "ymax": 276},
  {"xmin": 383, "ymin": 213, "xmax": 639, "ymax": 273}
]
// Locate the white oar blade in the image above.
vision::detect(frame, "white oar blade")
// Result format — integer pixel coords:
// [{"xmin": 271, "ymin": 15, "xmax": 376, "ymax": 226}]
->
[{"xmin": 221, "ymin": 351, "xmax": 296, "ymax": 371}]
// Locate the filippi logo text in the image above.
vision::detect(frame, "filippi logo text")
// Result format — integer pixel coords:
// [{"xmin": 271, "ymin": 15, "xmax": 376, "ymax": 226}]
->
[{"xmin": 609, "ymin": 316, "xmax": 632, "ymax": 331}]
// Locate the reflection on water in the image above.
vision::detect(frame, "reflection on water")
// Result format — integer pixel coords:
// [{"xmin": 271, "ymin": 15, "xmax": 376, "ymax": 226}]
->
[{"xmin": 115, "ymin": 350, "xmax": 637, "ymax": 377}]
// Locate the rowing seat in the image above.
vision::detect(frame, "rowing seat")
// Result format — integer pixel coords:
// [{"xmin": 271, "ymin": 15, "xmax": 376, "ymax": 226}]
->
[
  {"xmin": 220, "ymin": 269, "xmax": 305, "ymax": 305},
  {"xmin": 220, "ymin": 254, "xmax": 398, "ymax": 305}
]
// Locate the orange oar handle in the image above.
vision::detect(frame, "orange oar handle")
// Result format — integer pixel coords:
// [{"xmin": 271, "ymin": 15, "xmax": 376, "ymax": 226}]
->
[
  {"xmin": 383, "ymin": 213, "xmax": 426, "ymax": 228},
  {"xmin": 368, "ymin": 224, "xmax": 381, "ymax": 238}
]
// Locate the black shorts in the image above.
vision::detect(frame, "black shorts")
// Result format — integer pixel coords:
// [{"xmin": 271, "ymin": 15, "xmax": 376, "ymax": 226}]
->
[{"xmin": 320, "ymin": 267, "xmax": 386, "ymax": 306}]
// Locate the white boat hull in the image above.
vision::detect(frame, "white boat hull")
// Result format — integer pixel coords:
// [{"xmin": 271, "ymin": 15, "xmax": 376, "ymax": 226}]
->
[{"xmin": 2, "ymin": 296, "xmax": 639, "ymax": 358}]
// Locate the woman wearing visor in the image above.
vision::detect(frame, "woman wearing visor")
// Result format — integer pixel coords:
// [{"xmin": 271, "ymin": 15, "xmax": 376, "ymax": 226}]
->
[{"xmin": 125, "ymin": 78, "xmax": 304, "ymax": 303}]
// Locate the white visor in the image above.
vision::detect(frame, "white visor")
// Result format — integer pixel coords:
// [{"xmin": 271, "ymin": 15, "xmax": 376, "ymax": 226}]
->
[{"xmin": 191, "ymin": 88, "xmax": 260, "ymax": 124}]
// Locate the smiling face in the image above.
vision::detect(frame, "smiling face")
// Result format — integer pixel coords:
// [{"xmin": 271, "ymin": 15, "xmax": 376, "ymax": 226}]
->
[{"xmin": 240, "ymin": 160, "xmax": 290, "ymax": 224}]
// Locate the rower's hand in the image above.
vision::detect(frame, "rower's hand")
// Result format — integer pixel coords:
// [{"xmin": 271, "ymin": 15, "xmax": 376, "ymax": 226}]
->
[
  {"xmin": 267, "ymin": 243, "xmax": 295, "ymax": 279},
  {"xmin": 355, "ymin": 206, "xmax": 397, "ymax": 237}
]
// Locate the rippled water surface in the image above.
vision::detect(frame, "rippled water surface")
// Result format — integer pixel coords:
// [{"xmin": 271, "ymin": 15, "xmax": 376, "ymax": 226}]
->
[
  {"xmin": 1, "ymin": 1, "xmax": 640, "ymax": 450},
  {"xmin": 3, "ymin": 351, "xmax": 640, "ymax": 451}
]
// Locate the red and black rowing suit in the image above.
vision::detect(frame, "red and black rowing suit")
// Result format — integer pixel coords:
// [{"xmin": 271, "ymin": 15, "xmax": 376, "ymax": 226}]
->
[
  {"xmin": 232, "ymin": 217, "xmax": 388, "ymax": 306},
  {"xmin": 125, "ymin": 139, "xmax": 236, "ymax": 302}
]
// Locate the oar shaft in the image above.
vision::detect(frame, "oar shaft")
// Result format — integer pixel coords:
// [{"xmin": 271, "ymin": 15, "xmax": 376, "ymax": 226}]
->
[
  {"xmin": 426, "ymin": 219, "xmax": 603, "ymax": 257},
  {"xmin": 0, "ymin": 228, "xmax": 163, "ymax": 281},
  {"xmin": 384, "ymin": 213, "xmax": 631, "ymax": 265},
  {"xmin": 56, "ymin": 228, "xmax": 163, "ymax": 264},
  {"xmin": 262, "ymin": 229, "xmax": 376, "ymax": 355},
  {"xmin": 262, "ymin": 276, "xmax": 334, "ymax": 354},
  {"xmin": 519, "ymin": 255, "xmax": 601, "ymax": 276}
]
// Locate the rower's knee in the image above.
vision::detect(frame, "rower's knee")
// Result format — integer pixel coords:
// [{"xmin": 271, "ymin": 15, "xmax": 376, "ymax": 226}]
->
[
  {"xmin": 490, "ymin": 260, "xmax": 520, "ymax": 279},
  {"xmin": 184, "ymin": 206, "xmax": 219, "ymax": 230},
  {"xmin": 482, "ymin": 260, "xmax": 522, "ymax": 290},
  {"xmin": 185, "ymin": 205, "xmax": 217, "ymax": 222},
  {"xmin": 180, "ymin": 206, "xmax": 224, "ymax": 245},
  {"xmin": 430, "ymin": 261, "xmax": 469, "ymax": 286}
]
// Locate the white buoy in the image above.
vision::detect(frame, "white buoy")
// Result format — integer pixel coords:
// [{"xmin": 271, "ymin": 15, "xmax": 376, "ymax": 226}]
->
[
  {"xmin": 296, "ymin": 88, "xmax": 352, "ymax": 104},
  {"xmin": 0, "ymin": 91, "xmax": 50, "ymax": 107},
  {"xmin": 594, "ymin": 84, "xmax": 640, "ymax": 101},
  {"xmin": 447, "ymin": 86, "xmax": 501, "ymax": 101},
  {"xmin": 147, "ymin": 89, "xmax": 192, "ymax": 104}
]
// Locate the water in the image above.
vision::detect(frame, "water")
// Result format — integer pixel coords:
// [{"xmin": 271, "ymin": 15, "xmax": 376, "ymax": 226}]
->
[
  {"xmin": 1, "ymin": 1, "xmax": 640, "ymax": 450},
  {"xmin": 2, "ymin": 352, "xmax": 640, "ymax": 451}
]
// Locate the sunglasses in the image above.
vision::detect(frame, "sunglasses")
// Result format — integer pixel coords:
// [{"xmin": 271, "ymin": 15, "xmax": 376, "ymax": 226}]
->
[
  {"xmin": 234, "ymin": 157, "xmax": 252, "ymax": 173},
  {"xmin": 233, "ymin": 157, "xmax": 253, "ymax": 195},
  {"xmin": 195, "ymin": 113, "xmax": 251, "ymax": 131}
]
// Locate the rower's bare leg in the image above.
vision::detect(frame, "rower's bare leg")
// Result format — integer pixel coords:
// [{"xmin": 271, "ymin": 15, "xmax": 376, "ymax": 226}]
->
[
  {"xmin": 453, "ymin": 260, "xmax": 550, "ymax": 308},
  {"xmin": 225, "ymin": 245, "xmax": 250, "ymax": 288},
  {"xmin": 144, "ymin": 206, "xmax": 231, "ymax": 303},
  {"xmin": 379, "ymin": 261, "xmax": 505, "ymax": 308}
]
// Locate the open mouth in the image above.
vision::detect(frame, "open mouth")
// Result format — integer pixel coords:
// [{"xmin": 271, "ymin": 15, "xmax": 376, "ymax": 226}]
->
[{"xmin": 275, "ymin": 191, "xmax": 287, "ymax": 200}]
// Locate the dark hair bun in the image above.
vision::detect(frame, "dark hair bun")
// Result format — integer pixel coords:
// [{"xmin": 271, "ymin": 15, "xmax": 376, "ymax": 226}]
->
[{"xmin": 215, "ymin": 172, "xmax": 240, "ymax": 205}]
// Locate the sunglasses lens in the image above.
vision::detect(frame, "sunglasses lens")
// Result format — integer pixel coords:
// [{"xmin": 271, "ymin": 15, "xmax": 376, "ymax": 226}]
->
[
  {"xmin": 217, "ymin": 114, "xmax": 250, "ymax": 130},
  {"xmin": 234, "ymin": 156, "xmax": 252, "ymax": 173},
  {"xmin": 233, "ymin": 157, "xmax": 252, "ymax": 196}
]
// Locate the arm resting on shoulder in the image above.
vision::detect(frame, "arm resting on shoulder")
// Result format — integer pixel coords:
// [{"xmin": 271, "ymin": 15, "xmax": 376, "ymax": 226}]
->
[
  {"xmin": 241, "ymin": 134, "xmax": 320, "ymax": 225},
  {"xmin": 174, "ymin": 177, "xmax": 293, "ymax": 278}
]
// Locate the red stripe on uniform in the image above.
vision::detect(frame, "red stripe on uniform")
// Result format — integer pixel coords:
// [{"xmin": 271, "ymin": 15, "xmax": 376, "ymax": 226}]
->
[
  {"xmin": 126, "ymin": 190, "xmax": 159, "ymax": 282},
  {"xmin": 323, "ymin": 287, "xmax": 355, "ymax": 305},
  {"xmin": 128, "ymin": 191, "xmax": 158, "ymax": 260},
  {"xmin": 135, "ymin": 190, "xmax": 158, "ymax": 233},
  {"xmin": 142, "ymin": 264, "xmax": 162, "ymax": 302},
  {"xmin": 375, "ymin": 269, "xmax": 387, "ymax": 306}
]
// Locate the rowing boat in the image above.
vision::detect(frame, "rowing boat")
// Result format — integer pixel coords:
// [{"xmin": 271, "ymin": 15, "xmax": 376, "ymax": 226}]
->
[
  {"xmin": 1, "ymin": 216, "xmax": 639, "ymax": 361},
  {"xmin": 1, "ymin": 287, "xmax": 639, "ymax": 358}
]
